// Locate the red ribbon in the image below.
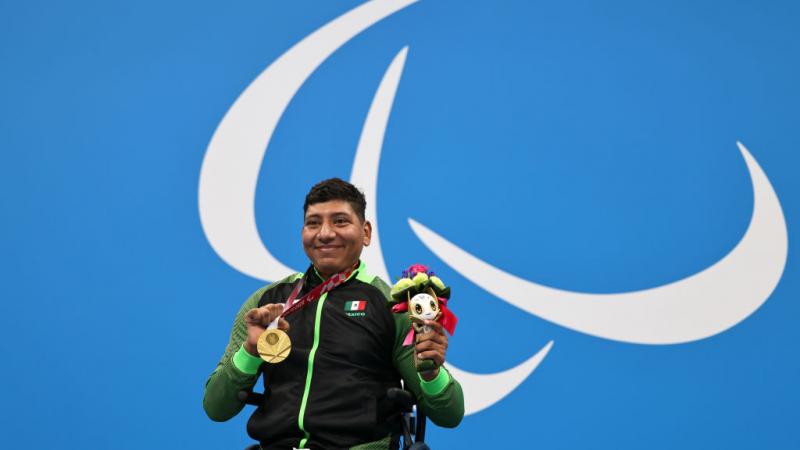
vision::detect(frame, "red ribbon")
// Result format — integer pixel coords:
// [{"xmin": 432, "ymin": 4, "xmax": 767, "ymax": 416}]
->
[{"xmin": 281, "ymin": 267, "xmax": 354, "ymax": 318}]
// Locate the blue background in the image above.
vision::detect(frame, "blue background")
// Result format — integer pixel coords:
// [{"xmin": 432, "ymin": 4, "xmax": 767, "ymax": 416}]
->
[{"xmin": 1, "ymin": 0, "xmax": 798, "ymax": 448}]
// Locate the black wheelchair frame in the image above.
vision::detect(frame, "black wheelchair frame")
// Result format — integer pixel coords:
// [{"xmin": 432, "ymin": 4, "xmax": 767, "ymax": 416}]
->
[{"xmin": 238, "ymin": 387, "xmax": 430, "ymax": 450}]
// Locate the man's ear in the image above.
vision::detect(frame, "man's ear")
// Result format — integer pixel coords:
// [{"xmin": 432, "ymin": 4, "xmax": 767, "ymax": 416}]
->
[{"xmin": 363, "ymin": 220, "xmax": 372, "ymax": 246}]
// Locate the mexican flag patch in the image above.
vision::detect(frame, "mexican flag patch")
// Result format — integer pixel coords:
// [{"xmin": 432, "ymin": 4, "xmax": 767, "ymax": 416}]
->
[{"xmin": 345, "ymin": 300, "xmax": 367, "ymax": 317}]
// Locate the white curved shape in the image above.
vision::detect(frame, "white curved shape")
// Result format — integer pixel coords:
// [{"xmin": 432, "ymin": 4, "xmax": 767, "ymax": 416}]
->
[
  {"xmin": 350, "ymin": 47, "xmax": 409, "ymax": 283},
  {"xmin": 447, "ymin": 341, "xmax": 554, "ymax": 415},
  {"xmin": 198, "ymin": 0, "xmax": 419, "ymax": 281},
  {"xmin": 411, "ymin": 142, "xmax": 788, "ymax": 344}
]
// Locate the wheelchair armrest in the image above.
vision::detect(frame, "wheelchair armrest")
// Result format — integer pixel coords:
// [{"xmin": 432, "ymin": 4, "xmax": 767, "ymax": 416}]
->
[
  {"xmin": 385, "ymin": 387, "xmax": 428, "ymax": 446},
  {"xmin": 238, "ymin": 390, "xmax": 265, "ymax": 406},
  {"xmin": 387, "ymin": 387, "xmax": 415, "ymax": 411}
]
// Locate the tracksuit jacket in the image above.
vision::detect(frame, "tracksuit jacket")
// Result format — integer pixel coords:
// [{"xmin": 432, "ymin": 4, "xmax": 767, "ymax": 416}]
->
[{"xmin": 203, "ymin": 261, "xmax": 464, "ymax": 449}]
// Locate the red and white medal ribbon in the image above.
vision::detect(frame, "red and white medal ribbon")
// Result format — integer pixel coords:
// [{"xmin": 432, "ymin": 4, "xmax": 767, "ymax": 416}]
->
[{"xmin": 266, "ymin": 267, "xmax": 356, "ymax": 329}]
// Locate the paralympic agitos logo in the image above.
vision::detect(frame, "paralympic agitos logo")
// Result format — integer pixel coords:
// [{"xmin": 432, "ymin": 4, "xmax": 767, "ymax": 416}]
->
[{"xmin": 198, "ymin": 0, "xmax": 788, "ymax": 415}]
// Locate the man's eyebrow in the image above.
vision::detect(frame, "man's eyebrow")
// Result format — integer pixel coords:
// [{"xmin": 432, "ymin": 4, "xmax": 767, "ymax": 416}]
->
[{"xmin": 304, "ymin": 211, "xmax": 352, "ymax": 221}]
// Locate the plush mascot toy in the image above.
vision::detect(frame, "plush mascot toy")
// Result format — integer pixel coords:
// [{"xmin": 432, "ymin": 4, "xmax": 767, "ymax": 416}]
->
[{"xmin": 390, "ymin": 264, "xmax": 458, "ymax": 372}]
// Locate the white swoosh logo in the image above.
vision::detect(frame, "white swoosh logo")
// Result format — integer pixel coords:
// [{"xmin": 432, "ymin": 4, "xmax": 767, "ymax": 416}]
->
[
  {"xmin": 198, "ymin": 0, "xmax": 788, "ymax": 416},
  {"xmin": 349, "ymin": 44, "xmax": 408, "ymax": 284},
  {"xmin": 410, "ymin": 142, "xmax": 788, "ymax": 345}
]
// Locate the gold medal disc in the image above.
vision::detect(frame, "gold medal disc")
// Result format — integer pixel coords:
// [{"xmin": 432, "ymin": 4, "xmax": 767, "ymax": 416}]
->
[{"xmin": 257, "ymin": 329, "xmax": 292, "ymax": 364}]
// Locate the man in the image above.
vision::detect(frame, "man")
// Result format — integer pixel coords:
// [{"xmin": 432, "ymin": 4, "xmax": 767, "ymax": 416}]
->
[{"xmin": 204, "ymin": 178, "xmax": 464, "ymax": 449}]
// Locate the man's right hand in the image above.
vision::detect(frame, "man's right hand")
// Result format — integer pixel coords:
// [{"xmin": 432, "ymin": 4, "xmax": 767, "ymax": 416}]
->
[{"xmin": 243, "ymin": 304, "xmax": 290, "ymax": 356}]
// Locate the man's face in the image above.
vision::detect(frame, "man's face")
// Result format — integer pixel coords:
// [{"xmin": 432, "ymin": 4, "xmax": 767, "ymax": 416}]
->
[{"xmin": 302, "ymin": 200, "xmax": 371, "ymax": 277}]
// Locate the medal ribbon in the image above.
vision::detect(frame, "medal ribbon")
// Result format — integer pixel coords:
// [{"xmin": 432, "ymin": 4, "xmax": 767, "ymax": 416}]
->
[{"xmin": 280, "ymin": 267, "xmax": 356, "ymax": 318}]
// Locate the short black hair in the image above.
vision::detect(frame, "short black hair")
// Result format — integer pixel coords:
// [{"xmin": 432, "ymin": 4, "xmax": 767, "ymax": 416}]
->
[{"xmin": 303, "ymin": 178, "xmax": 367, "ymax": 222}]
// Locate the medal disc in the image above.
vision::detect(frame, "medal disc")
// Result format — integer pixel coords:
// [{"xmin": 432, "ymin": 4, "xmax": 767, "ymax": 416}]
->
[{"xmin": 257, "ymin": 329, "xmax": 292, "ymax": 363}]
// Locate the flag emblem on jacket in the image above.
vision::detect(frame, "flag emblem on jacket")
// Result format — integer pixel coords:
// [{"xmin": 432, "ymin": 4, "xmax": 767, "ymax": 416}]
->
[{"xmin": 345, "ymin": 300, "xmax": 367, "ymax": 317}]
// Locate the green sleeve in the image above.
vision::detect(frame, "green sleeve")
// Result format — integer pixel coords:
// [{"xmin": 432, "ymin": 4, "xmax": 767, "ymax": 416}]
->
[
  {"xmin": 392, "ymin": 313, "xmax": 464, "ymax": 428},
  {"xmin": 370, "ymin": 277, "xmax": 465, "ymax": 428},
  {"xmin": 202, "ymin": 286, "xmax": 266, "ymax": 422}
]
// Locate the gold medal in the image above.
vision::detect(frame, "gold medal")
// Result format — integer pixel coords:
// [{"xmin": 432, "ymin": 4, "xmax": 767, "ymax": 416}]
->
[{"xmin": 257, "ymin": 328, "xmax": 292, "ymax": 364}]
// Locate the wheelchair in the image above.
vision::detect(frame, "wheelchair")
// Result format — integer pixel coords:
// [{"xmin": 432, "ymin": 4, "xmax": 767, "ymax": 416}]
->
[
  {"xmin": 239, "ymin": 386, "xmax": 429, "ymax": 450},
  {"xmin": 385, "ymin": 387, "xmax": 429, "ymax": 450}
]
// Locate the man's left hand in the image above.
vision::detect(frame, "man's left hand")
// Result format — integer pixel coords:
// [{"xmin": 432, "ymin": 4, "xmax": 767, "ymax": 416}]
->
[{"xmin": 415, "ymin": 320, "xmax": 449, "ymax": 381}]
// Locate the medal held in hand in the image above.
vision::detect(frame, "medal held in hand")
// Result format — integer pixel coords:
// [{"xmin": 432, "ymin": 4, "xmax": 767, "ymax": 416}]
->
[
  {"xmin": 390, "ymin": 264, "xmax": 458, "ymax": 372},
  {"xmin": 253, "ymin": 267, "xmax": 356, "ymax": 364},
  {"xmin": 257, "ymin": 326, "xmax": 292, "ymax": 364}
]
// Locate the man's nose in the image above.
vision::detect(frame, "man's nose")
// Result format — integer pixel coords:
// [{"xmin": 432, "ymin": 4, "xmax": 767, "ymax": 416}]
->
[{"xmin": 318, "ymin": 221, "xmax": 335, "ymax": 240}]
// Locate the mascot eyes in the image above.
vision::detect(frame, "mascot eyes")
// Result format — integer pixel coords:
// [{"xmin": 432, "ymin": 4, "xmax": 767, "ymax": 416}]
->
[
  {"xmin": 415, "ymin": 304, "xmax": 423, "ymax": 315},
  {"xmin": 429, "ymin": 300, "xmax": 437, "ymax": 311}
]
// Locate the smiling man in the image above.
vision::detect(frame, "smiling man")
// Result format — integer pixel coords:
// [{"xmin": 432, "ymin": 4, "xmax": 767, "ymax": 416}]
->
[{"xmin": 204, "ymin": 178, "xmax": 464, "ymax": 449}]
